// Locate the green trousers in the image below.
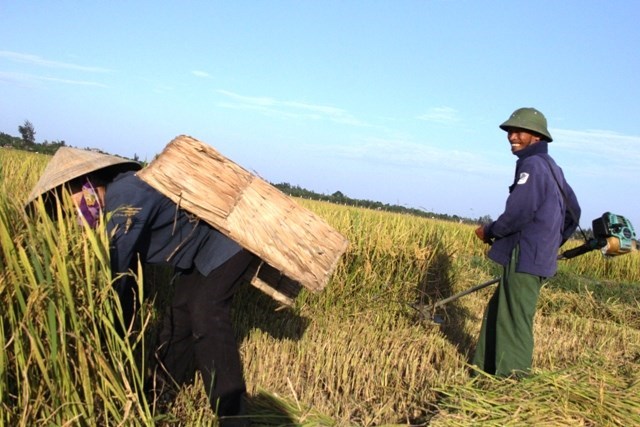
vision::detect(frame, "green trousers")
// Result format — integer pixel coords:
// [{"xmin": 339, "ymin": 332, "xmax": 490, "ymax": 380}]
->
[{"xmin": 472, "ymin": 247, "xmax": 543, "ymax": 377}]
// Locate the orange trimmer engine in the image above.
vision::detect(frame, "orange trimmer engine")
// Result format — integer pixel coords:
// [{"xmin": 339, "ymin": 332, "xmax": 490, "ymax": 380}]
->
[{"xmin": 559, "ymin": 212, "xmax": 638, "ymax": 259}]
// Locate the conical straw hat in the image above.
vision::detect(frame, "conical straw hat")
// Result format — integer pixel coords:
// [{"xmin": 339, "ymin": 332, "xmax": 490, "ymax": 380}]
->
[{"xmin": 26, "ymin": 146, "xmax": 141, "ymax": 206}]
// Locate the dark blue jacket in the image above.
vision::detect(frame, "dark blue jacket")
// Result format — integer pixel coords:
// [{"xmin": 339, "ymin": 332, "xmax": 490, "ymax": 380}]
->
[
  {"xmin": 484, "ymin": 142, "xmax": 580, "ymax": 277},
  {"xmin": 105, "ymin": 171, "xmax": 242, "ymax": 279}
]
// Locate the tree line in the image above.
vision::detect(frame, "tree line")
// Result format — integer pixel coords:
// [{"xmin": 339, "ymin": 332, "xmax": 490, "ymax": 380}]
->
[
  {"xmin": 1, "ymin": 120, "xmax": 141, "ymax": 161},
  {"xmin": 0, "ymin": 120, "xmax": 67, "ymax": 155},
  {"xmin": 2, "ymin": 120, "xmax": 485, "ymax": 225},
  {"xmin": 273, "ymin": 182, "xmax": 484, "ymax": 224}
]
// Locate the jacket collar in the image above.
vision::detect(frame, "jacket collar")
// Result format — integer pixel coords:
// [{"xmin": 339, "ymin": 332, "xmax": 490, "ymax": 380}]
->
[{"xmin": 515, "ymin": 140, "xmax": 548, "ymax": 159}]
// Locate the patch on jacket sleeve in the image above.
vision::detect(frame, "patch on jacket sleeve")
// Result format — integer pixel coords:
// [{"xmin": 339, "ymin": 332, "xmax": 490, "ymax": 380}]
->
[{"xmin": 517, "ymin": 172, "xmax": 530, "ymax": 184}]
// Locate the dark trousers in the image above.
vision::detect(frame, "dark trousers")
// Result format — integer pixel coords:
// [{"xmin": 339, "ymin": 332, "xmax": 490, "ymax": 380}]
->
[
  {"xmin": 472, "ymin": 246, "xmax": 543, "ymax": 376},
  {"xmin": 153, "ymin": 249, "xmax": 254, "ymax": 416}
]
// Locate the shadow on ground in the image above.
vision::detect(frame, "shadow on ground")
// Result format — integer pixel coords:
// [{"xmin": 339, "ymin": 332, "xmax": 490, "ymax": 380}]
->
[{"xmin": 413, "ymin": 250, "xmax": 478, "ymax": 363}]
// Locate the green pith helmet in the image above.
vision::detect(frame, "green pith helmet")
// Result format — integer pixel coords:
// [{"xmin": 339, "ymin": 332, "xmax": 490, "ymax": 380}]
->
[{"xmin": 499, "ymin": 107, "xmax": 553, "ymax": 142}]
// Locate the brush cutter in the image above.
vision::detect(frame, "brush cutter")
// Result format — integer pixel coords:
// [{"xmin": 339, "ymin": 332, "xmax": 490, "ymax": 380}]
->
[
  {"xmin": 411, "ymin": 277, "xmax": 500, "ymax": 325},
  {"xmin": 412, "ymin": 212, "xmax": 638, "ymax": 325}
]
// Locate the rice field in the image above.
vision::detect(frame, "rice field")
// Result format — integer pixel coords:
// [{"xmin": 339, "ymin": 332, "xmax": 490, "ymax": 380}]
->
[{"xmin": 1, "ymin": 148, "xmax": 639, "ymax": 426}]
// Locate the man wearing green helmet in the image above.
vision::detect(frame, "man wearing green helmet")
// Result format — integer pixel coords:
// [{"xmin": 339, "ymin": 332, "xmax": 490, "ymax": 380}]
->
[{"xmin": 473, "ymin": 107, "xmax": 581, "ymax": 377}]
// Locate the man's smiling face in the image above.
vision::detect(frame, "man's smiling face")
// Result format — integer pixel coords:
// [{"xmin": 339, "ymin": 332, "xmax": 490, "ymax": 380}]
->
[{"xmin": 506, "ymin": 127, "xmax": 542, "ymax": 154}]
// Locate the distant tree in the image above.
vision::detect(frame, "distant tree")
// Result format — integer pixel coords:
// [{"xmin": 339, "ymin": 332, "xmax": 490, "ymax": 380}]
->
[
  {"xmin": 478, "ymin": 214, "xmax": 493, "ymax": 225},
  {"xmin": 272, "ymin": 182, "xmax": 478, "ymax": 223},
  {"xmin": 18, "ymin": 120, "xmax": 36, "ymax": 146},
  {"xmin": 38, "ymin": 139, "xmax": 66, "ymax": 154},
  {"xmin": 0, "ymin": 132, "xmax": 15, "ymax": 147},
  {"xmin": 331, "ymin": 191, "xmax": 346, "ymax": 202}
]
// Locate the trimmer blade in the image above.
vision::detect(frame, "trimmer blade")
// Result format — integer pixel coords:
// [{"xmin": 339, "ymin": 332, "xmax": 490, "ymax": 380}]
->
[{"xmin": 431, "ymin": 314, "xmax": 445, "ymax": 325}]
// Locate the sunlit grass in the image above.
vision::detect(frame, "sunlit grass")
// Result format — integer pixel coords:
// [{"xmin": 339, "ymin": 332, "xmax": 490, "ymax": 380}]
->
[
  {"xmin": 2, "ymin": 148, "xmax": 639, "ymax": 426},
  {"xmin": 432, "ymin": 356, "xmax": 640, "ymax": 426}
]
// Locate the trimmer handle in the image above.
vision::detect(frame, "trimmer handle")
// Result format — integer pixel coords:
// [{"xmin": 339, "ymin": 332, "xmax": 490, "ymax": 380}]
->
[{"xmin": 558, "ymin": 238, "xmax": 606, "ymax": 260}]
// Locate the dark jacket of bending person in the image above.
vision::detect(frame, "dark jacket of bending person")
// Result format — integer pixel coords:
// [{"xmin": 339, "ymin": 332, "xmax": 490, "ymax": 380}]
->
[{"xmin": 27, "ymin": 147, "xmax": 255, "ymax": 423}]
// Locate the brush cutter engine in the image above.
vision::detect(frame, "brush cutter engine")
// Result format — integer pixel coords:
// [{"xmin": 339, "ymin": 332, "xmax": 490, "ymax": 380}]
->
[{"xmin": 559, "ymin": 212, "xmax": 638, "ymax": 259}]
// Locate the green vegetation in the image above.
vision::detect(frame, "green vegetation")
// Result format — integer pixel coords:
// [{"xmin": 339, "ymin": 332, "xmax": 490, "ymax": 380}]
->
[
  {"xmin": 274, "ymin": 183, "xmax": 481, "ymax": 224},
  {"xmin": 1, "ymin": 148, "xmax": 639, "ymax": 426},
  {"xmin": 1, "ymin": 124, "xmax": 141, "ymax": 161},
  {"xmin": 1, "ymin": 121, "xmax": 67, "ymax": 155}
]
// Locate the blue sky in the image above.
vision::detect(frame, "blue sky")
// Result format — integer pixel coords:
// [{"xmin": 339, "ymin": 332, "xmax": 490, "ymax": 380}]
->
[{"xmin": 2, "ymin": 1, "xmax": 639, "ymax": 233}]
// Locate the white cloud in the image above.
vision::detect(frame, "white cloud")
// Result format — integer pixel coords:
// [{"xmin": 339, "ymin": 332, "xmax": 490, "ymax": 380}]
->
[
  {"xmin": 152, "ymin": 83, "xmax": 175, "ymax": 93},
  {"xmin": 417, "ymin": 106, "xmax": 460, "ymax": 124},
  {"xmin": 192, "ymin": 70, "xmax": 212, "ymax": 78},
  {"xmin": 311, "ymin": 136, "xmax": 507, "ymax": 176},
  {"xmin": 552, "ymin": 128, "xmax": 640, "ymax": 177},
  {"xmin": 0, "ymin": 71, "xmax": 107, "ymax": 87},
  {"xmin": 216, "ymin": 89, "xmax": 369, "ymax": 127},
  {"xmin": 0, "ymin": 50, "xmax": 111, "ymax": 73}
]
